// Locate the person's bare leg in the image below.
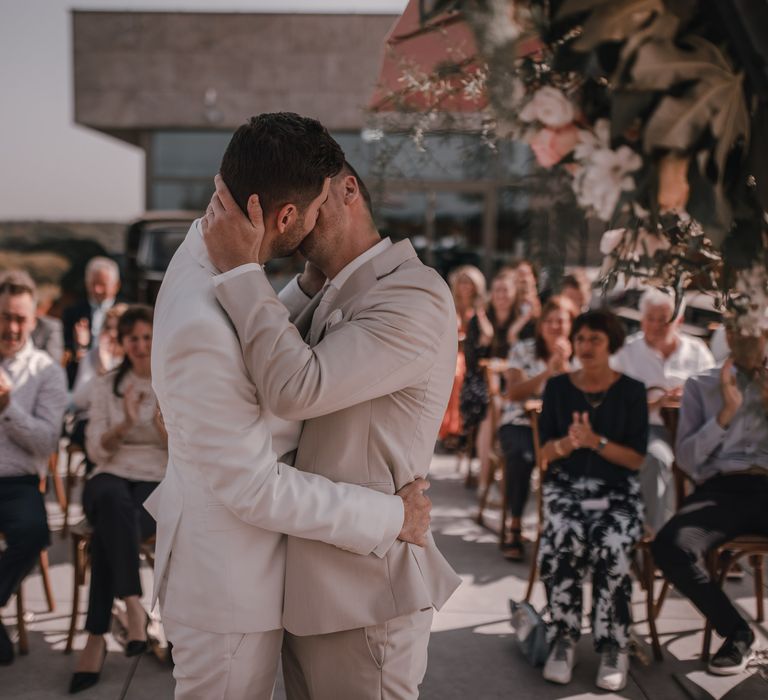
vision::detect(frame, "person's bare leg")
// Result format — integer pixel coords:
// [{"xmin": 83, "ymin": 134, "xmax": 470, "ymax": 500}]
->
[{"xmin": 477, "ymin": 414, "xmax": 493, "ymax": 492}]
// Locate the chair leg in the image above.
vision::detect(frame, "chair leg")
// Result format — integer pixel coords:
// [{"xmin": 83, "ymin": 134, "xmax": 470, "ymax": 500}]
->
[
  {"xmin": 48, "ymin": 452, "xmax": 67, "ymax": 513},
  {"xmin": 643, "ymin": 547, "xmax": 663, "ymax": 661},
  {"xmin": 62, "ymin": 452, "xmax": 75, "ymax": 538},
  {"xmin": 38, "ymin": 549, "xmax": 56, "ymax": 613},
  {"xmin": 65, "ymin": 537, "xmax": 82, "ymax": 654},
  {"xmin": 752, "ymin": 554, "xmax": 764, "ymax": 623},
  {"xmin": 654, "ymin": 581, "xmax": 670, "ymax": 620},
  {"xmin": 16, "ymin": 584, "xmax": 28, "ymax": 656},
  {"xmin": 524, "ymin": 529, "xmax": 541, "ymax": 603}
]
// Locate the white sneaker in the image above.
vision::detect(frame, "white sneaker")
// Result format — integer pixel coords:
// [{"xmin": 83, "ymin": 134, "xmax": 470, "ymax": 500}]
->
[
  {"xmin": 542, "ymin": 636, "xmax": 576, "ymax": 684},
  {"xmin": 596, "ymin": 644, "xmax": 629, "ymax": 691}
]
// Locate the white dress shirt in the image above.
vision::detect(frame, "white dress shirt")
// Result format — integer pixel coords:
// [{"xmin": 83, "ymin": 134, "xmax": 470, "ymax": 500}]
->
[{"xmin": 611, "ymin": 331, "xmax": 715, "ymax": 425}]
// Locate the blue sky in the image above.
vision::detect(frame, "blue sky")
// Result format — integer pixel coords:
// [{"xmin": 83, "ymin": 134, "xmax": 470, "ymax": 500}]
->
[{"xmin": 0, "ymin": 1, "xmax": 407, "ymax": 221}]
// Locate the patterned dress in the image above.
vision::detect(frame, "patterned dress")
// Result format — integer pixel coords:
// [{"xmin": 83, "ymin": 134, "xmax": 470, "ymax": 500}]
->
[{"xmin": 537, "ymin": 373, "xmax": 648, "ymax": 650}]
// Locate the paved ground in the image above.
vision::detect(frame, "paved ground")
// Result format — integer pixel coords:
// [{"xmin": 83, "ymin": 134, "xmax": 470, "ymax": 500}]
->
[{"xmin": 2, "ymin": 453, "xmax": 766, "ymax": 699}]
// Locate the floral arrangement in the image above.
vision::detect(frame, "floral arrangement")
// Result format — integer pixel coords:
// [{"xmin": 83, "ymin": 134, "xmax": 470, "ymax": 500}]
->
[{"xmin": 381, "ymin": 0, "xmax": 768, "ymax": 332}]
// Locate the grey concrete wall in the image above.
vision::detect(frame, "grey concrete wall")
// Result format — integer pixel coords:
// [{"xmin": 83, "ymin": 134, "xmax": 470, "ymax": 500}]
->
[{"xmin": 72, "ymin": 11, "xmax": 396, "ymax": 137}]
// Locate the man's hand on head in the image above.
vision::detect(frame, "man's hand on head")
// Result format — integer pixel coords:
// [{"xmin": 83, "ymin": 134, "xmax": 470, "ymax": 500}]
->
[
  {"xmin": 396, "ymin": 478, "xmax": 432, "ymax": 547},
  {"xmin": 201, "ymin": 174, "xmax": 266, "ymax": 273}
]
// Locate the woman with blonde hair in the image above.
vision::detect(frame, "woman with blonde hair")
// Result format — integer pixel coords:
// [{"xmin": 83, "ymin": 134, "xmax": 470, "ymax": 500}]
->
[
  {"xmin": 498, "ymin": 295, "xmax": 578, "ymax": 560},
  {"xmin": 439, "ymin": 265, "xmax": 487, "ymax": 443}
]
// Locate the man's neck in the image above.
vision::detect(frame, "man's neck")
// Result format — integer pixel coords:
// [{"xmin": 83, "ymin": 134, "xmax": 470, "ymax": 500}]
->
[
  {"xmin": 322, "ymin": 231, "xmax": 382, "ymax": 280},
  {"xmin": 647, "ymin": 334, "xmax": 678, "ymax": 358}
]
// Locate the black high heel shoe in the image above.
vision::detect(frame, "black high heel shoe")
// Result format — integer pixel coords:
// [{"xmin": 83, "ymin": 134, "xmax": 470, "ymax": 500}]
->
[
  {"xmin": 69, "ymin": 641, "xmax": 107, "ymax": 694},
  {"xmin": 125, "ymin": 615, "xmax": 150, "ymax": 657}
]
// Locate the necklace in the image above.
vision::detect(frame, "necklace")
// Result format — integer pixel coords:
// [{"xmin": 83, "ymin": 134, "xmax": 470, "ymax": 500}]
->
[{"xmin": 581, "ymin": 389, "xmax": 607, "ymax": 409}]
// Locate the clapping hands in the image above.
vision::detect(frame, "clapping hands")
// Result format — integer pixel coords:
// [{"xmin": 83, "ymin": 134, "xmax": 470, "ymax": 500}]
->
[
  {"xmin": 547, "ymin": 338, "xmax": 572, "ymax": 375},
  {"xmin": 0, "ymin": 368, "xmax": 11, "ymax": 413},
  {"xmin": 568, "ymin": 411, "xmax": 598, "ymax": 450}
]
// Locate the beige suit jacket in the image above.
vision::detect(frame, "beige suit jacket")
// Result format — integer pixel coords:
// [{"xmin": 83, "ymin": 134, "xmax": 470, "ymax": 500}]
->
[
  {"xmin": 213, "ymin": 239, "xmax": 461, "ymax": 635},
  {"xmin": 145, "ymin": 222, "xmax": 404, "ymax": 634}
]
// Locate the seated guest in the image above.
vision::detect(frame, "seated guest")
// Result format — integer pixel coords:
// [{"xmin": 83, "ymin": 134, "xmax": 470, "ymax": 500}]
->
[
  {"xmin": 439, "ymin": 265, "xmax": 486, "ymax": 445},
  {"xmin": 652, "ymin": 322, "xmax": 768, "ymax": 676},
  {"xmin": 510, "ymin": 259, "xmax": 542, "ymax": 340},
  {"xmin": 560, "ymin": 269, "xmax": 592, "ymax": 313},
  {"xmin": 31, "ymin": 283, "xmax": 64, "ymax": 364},
  {"xmin": 62, "ymin": 256, "xmax": 121, "ymax": 387},
  {"xmin": 70, "ymin": 305, "xmax": 167, "ymax": 694},
  {"xmin": 69, "ymin": 304, "xmax": 127, "ymax": 472},
  {"xmin": 461, "ymin": 271, "xmax": 517, "ymax": 491},
  {"xmin": 538, "ymin": 310, "xmax": 647, "ymax": 691},
  {"xmin": 498, "ymin": 295, "xmax": 577, "ymax": 560},
  {"xmin": 0, "ymin": 271, "xmax": 68, "ymax": 665},
  {"xmin": 612, "ymin": 288, "xmax": 713, "ymax": 531}
]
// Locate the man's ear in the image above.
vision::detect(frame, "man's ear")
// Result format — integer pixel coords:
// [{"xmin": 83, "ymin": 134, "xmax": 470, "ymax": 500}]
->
[
  {"xmin": 343, "ymin": 175, "xmax": 359, "ymax": 206},
  {"xmin": 274, "ymin": 202, "xmax": 297, "ymax": 234}
]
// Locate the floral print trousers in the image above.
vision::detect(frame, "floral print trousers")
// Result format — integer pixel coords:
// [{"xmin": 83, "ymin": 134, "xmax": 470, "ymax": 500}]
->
[{"xmin": 538, "ymin": 474, "xmax": 643, "ymax": 651}]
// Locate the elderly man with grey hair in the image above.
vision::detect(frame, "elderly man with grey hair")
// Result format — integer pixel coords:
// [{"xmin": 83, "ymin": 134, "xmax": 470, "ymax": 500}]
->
[
  {"xmin": 62, "ymin": 256, "xmax": 121, "ymax": 387},
  {"xmin": 611, "ymin": 288, "xmax": 714, "ymax": 531}
]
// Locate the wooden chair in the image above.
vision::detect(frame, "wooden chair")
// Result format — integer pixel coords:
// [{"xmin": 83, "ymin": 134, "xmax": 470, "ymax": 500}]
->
[
  {"xmin": 65, "ymin": 521, "xmax": 156, "ymax": 654},
  {"xmin": 61, "ymin": 440, "xmax": 87, "ymax": 537},
  {"xmin": 701, "ymin": 537, "xmax": 768, "ymax": 660},
  {"xmin": 523, "ymin": 400, "xmax": 545, "ymax": 603},
  {"xmin": 475, "ymin": 360, "xmax": 509, "ymax": 543},
  {"xmin": 0, "ymin": 533, "xmax": 54, "ymax": 656}
]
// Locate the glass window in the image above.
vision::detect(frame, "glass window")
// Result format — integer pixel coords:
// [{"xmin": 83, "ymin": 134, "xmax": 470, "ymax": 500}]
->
[
  {"xmin": 151, "ymin": 181, "xmax": 212, "ymax": 211},
  {"xmin": 151, "ymin": 131, "xmax": 232, "ymax": 179}
]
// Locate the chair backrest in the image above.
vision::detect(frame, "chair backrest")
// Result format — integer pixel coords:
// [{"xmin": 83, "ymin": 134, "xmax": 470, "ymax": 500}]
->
[{"xmin": 525, "ymin": 400, "xmax": 546, "ymax": 522}]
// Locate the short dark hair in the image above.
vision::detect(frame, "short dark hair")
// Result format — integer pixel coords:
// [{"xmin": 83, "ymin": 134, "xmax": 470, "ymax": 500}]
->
[
  {"xmin": 571, "ymin": 309, "xmax": 626, "ymax": 353},
  {"xmin": 220, "ymin": 113, "xmax": 345, "ymax": 217},
  {"xmin": 0, "ymin": 269, "xmax": 37, "ymax": 304},
  {"xmin": 340, "ymin": 161, "xmax": 373, "ymax": 216},
  {"xmin": 112, "ymin": 304, "xmax": 154, "ymax": 398}
]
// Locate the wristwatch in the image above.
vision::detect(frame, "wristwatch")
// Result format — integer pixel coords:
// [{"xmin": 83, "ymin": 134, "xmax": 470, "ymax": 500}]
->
[{"xmin": 595, "ymin": 436, "xmax": 608, "ymax": 453}]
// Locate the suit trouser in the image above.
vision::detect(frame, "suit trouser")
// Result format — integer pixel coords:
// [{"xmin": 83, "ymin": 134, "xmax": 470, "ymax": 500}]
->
[
  {"xmin": 82, "ymin": 473, "xmax": 158, "ymax": 634},
  {"xmin": 0, "ymin": 476, "xmax": 49, "ymax": 607},
  {"xmin": 282, "ymin": 608, "xmax": 433, "ymax": 700},
  {"xmin": 163, "ymin": 617, "xmax": 283, "ymax": 700},
  {"xmin": 651, "ymin": 473, "xmax": 768, "ymax": 638}
]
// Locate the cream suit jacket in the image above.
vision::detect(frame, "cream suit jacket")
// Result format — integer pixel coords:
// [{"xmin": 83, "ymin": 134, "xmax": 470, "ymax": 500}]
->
[
  {"xmin": 144, "ymin": 222, "xmax": 404, "ymax": 634},
  {"xmin": 213, "ymin": 239, "xmax": 462, "ymax": 636}
]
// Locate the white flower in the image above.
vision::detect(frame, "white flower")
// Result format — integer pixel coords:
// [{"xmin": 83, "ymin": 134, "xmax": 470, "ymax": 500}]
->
[
  {"xmin": 572, "ymin": 145, "xmax": 642, "ymax": 221},
  {"xmin": 573, "ymin": 119, "xmax": 611, "ymax": 161},
  {"xmin": 600, "ymin": 228, "xmax": 625, "ymax": 255},
  {"xmin": 519, "ymin": 86, "xmax": 575, "ymax": 128}
]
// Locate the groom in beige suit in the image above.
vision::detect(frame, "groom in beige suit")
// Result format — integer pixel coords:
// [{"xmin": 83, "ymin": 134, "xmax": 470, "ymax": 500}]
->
[
  {"xmin": 203, "ymin": 157, "xmax": 461, "ymax": 698},
  {"xmin": 147, "ymin": 114, "xmax": 434, "ymax": 700}
]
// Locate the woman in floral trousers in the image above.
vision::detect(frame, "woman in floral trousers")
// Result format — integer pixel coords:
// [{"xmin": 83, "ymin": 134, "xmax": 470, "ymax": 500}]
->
[{"xmin": 537, "ymin": 310, "xmax": 648, "ymax": 692}]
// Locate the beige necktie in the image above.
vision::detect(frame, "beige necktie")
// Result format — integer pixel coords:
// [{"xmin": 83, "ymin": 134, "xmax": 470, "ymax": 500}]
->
[{"xmin": 309, "ymin": 283, "xmax": 339, "ymax": 346}]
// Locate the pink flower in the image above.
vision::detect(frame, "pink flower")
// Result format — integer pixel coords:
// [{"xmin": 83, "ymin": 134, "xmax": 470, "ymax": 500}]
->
[{"xmin": 529, "ymin": 125, "xmax": 579, "ymax": 168}]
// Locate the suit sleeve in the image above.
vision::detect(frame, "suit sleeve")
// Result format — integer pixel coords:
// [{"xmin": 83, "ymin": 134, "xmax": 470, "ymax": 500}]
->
[
  {"xmin": 212, "ymin": 266, "xmax": 456, "ymax": 421},
  {"xmin": 157, "ymin": 319, "xmax": 404, "ymax": 557},
  {"xmin": 675, "ymin": 376, "xmax": 725, "ymax": 481}
]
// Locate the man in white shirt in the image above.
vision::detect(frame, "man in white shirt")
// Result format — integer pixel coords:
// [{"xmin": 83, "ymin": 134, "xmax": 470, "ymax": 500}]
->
[
  {"xmin": 0, "ymin": 270, "xmax": 68, "ymax": 664},
  {"xmin": 612, "ymin": 288, "xmax": 714, "ymax": 531}
]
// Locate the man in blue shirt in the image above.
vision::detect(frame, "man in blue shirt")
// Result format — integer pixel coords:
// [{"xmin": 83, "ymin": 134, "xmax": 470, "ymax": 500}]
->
[{"xmin": 652, "ymin": 321, "xmax": 768, "ymax": 675}]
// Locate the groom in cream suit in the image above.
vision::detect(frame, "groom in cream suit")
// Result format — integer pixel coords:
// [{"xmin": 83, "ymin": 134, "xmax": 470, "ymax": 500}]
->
[
  {"xmin": 202, "ymin": 159, "xmax": 461, "ymax": 698},
  {"xmin": 146, "ymin": 114, "xmax": 433, "ymax": 700}
]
